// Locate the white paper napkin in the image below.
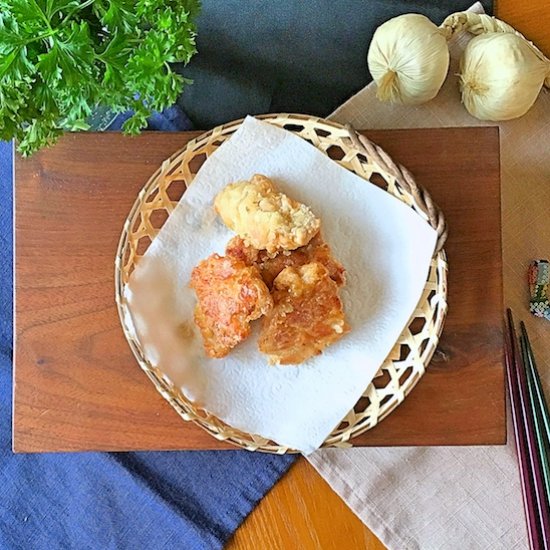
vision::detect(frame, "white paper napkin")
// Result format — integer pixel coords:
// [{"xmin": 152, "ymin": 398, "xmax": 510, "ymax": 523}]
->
[{"xmin": 124, "ymin": 116, "xmax": 437, "ymax": 453}]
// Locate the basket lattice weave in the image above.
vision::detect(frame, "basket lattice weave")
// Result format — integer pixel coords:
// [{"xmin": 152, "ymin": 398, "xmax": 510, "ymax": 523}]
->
[{"xmin": 115, "ymin": 113, "xmax": 448, "ymax": 453}]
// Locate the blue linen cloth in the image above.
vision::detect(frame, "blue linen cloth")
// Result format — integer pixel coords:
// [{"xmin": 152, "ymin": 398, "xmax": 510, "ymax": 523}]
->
[{"xmin": 0, "ymin": 110, "xmax": 295, "ymax": 549}]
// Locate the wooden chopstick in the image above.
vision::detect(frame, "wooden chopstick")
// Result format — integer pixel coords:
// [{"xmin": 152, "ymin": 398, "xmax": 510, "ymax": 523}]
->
[
  {"xmin": 505, "ymin": 309, "xmax": 550, "ymax": 549},
  {"xmin": 521, "ymin": 322, "xmax": 550, "ymax": 516},
  {"xmin": 505, "ymin": 310, "xmax": 542, "ymax": 549}
]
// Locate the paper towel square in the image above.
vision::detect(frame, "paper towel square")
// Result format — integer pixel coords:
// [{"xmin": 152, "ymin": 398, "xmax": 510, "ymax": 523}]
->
[{"xmin": 124, "ymin": 116, "xmax": 437, "ymax": 453}]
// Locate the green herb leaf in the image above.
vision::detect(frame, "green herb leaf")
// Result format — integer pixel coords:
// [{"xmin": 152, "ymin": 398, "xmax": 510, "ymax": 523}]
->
[{"xmin": 0, "ymin": 0, "xmax": 201, "ymax": 155}]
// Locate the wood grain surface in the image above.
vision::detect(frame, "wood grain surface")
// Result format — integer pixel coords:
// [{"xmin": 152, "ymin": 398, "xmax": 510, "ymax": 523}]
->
[
  {"xmin": 496, "ymin": 0, "xmax": 550, "ymax": 56},
  {"xmin": 230, "ymin": 4, "xmax": 550, "ymax": 550},
  {"xmin": 13, "ymin": 126, "xmax": 503, "ymax": 453},
  {"xmin": 13, "ymin": 132, "xmax": 237, "ymax": 452},
  {"xmin": 228, "ymin": 459, "xmax": 385, "ymax": 550}
]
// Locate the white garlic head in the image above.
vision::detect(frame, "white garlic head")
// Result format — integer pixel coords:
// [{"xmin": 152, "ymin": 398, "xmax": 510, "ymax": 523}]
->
[
  {"xmin": 367, "ymin": 14, "xmax": 450, "ymax": 105},
  {"xmin": 459, "ymin": 32, "xmax": 550, "ymax": 121}
]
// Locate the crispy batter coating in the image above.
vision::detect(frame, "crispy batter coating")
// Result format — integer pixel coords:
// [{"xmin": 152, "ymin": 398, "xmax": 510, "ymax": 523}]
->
[
  {"xmin": 190, "ymin": 254, "xmax": 273, "ymax": 358},
  {"xmin": 214, "ymin": 174, "xmax": 320, "ymax": 253},
  {"xmin": 225, "ymin": 232, "xmax": 346, "ymax": 289},
  {"xmin": 258, "ymin": 262, "xmax": 349, "ymax": 365}
]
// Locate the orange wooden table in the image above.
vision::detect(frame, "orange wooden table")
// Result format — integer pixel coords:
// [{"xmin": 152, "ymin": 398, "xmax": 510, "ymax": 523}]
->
[{"xmin": 228, "ymin": 2, "xmax": 550, "ymax": 548}]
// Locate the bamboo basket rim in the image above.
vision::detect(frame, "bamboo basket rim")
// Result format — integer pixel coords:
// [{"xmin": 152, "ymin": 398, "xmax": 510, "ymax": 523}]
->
[{"xmin": 114, "ymin": 113, "xmax": 448, "ymax": 453}]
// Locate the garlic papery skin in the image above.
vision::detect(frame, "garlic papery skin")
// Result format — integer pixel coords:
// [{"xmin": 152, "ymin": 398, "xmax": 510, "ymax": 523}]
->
[
  {"xmin": 367, "ymin": 14, "xmax": 450, "ymax": 105},
  {"xmin": 459, "ymin": 32, "xmax": 550, "ymax": 121}
]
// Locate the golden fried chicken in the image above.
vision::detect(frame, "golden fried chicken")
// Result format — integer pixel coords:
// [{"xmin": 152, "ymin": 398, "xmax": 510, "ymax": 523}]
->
[
  {"xmin": 258, "ymin": 262, "xmax": 350, "ymax": 365},
  {"xmin": 226, "ymin": 233, "xmax": 346, "ymax": 289},
  {"xmin": 190, "ymin": 254, "xmax": 273, "ymax": 358},
  {"xmin": 214, "ymin": 174, "xmax": 320, "ymax": 254}
]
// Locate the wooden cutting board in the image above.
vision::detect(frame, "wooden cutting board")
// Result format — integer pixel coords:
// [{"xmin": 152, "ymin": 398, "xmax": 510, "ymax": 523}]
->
[{"xmin": 13, "ymin": 126, "xmax": 504, "ymax": 452}]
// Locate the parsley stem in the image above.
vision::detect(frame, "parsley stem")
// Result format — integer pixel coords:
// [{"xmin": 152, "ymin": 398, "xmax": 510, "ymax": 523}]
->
[
  {"xmin": 26, "ymin": 31, "xmax": 57, "ymax": 45},
  {"xmin": 60, "ymin": 0, "xmax": 96, "ymax": 27},
  {"xmin": 28, "ymin": 0, "xmax": 54, "ymax": 32}
]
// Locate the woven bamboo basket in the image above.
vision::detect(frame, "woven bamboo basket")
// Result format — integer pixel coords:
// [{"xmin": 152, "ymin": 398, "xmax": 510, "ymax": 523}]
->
[{"xmin": 115, "ymin": 113, "xmax": 448, "ymax": 453}]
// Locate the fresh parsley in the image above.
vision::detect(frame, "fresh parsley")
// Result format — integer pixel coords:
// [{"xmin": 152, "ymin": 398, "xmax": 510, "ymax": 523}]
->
[{"xmin": 0, "ymin": 0, "xmax": 200, "ymax": 155}]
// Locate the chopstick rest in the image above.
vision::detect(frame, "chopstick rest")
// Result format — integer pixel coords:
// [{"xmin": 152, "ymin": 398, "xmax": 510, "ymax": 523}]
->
[{"xmin": 528, "ymin": 260, "xmax": 550, "ymax": 321}]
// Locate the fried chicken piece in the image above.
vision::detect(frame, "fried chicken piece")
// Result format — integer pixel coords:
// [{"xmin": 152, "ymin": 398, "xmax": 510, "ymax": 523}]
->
[
  {"xmin": 214, "ymin": 174, "xmax": 321, "ymax": 254},
  {"xmin": 190, "ymin": 254, "xmax": 273, "ymax": 358},
  {"xmin": 258, "ymin": 262, "xmax": 350, "ymax": 365},
  {"xmin": 226, "ymin": 233, "xmax": 346, "ymax": 289}
]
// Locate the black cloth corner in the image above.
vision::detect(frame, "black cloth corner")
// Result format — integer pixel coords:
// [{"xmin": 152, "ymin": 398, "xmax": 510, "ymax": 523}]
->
[{"xmin": 179, "ymin": 0, "xmax": 492, "ymax": 129}]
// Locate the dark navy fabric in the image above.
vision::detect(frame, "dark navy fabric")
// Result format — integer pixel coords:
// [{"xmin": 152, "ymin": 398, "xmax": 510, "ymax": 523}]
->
[
  {"xmin": 108, "ymin": 105, "xmax": 194, "ymax": 132},
  {"xmin": 0, "ymin": 117, "xmax": 294, "ymax": 549},
  {"xmin": 179, "ymin": 0, "xmax": 492, "ymax": 128}
]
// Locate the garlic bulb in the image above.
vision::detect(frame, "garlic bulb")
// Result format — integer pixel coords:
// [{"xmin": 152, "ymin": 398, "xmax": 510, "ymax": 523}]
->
[
  {"xmin": 367, "ymin": 14, "xmax": 450, "ymax": 104},
  {"xmin": 459, "ymin": 32, "xmax": 550, "ymax": 121}
]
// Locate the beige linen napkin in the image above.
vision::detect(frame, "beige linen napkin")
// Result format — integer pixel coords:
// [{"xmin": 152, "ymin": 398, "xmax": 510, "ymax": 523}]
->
[{"xmin": 308, "ymin": 3, "xmax": 550, "ymax": 548}]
